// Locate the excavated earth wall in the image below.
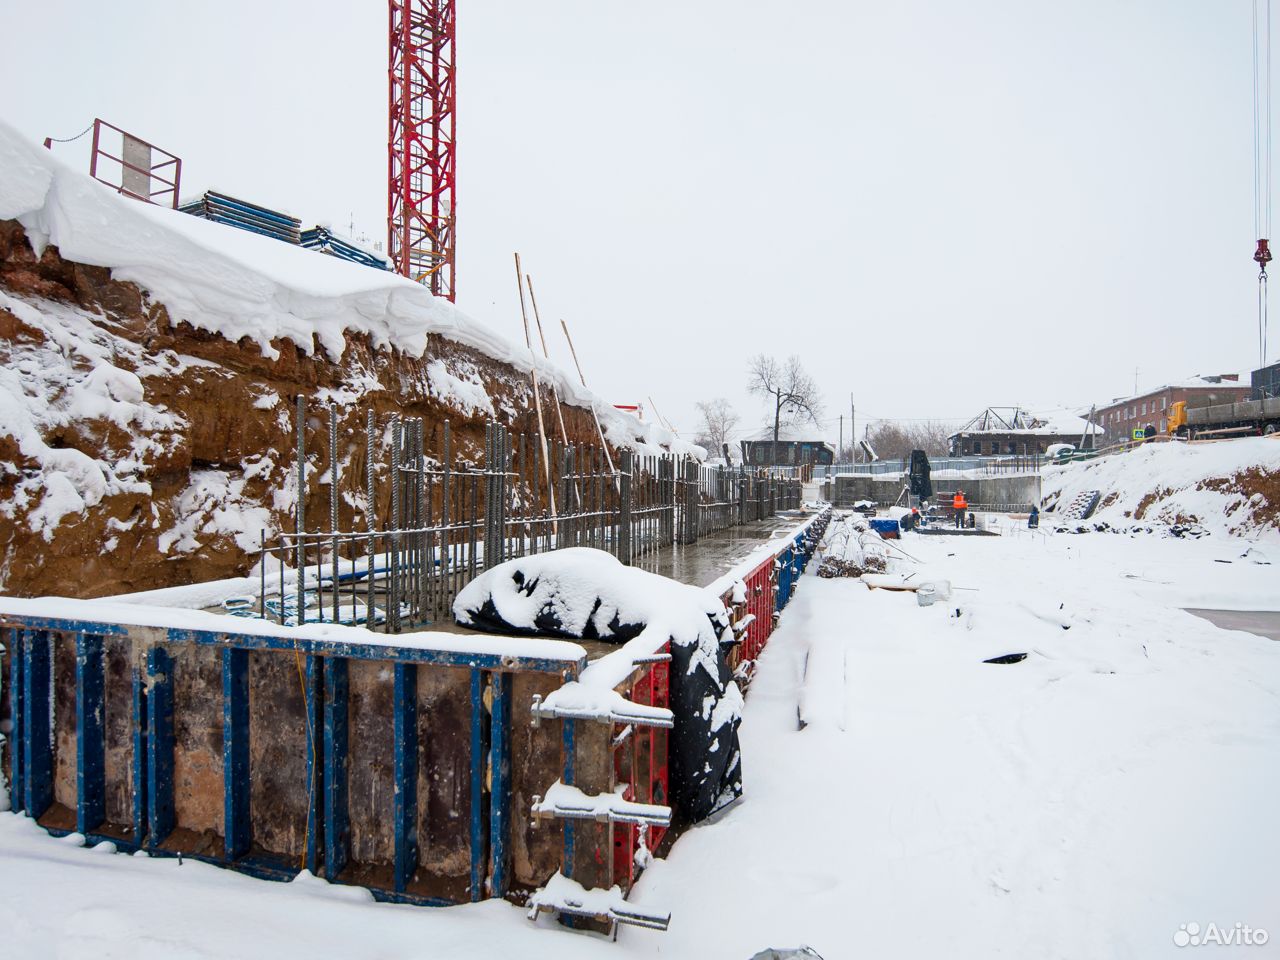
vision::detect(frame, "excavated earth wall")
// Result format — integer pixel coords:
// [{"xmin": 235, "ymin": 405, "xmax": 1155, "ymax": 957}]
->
[{"xmin": 0, "ymin": 220, "xmax": 608, "ymax": 597}]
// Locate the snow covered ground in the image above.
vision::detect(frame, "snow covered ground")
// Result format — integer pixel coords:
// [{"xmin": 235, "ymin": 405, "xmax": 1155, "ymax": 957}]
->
[
  {"xmin": 1043, "ymin": 437, "xmax": 1280, "ymax": 539},
  {"xmin": 3, "ymin": 518, "xmax": 1279, "ymax": 957}
]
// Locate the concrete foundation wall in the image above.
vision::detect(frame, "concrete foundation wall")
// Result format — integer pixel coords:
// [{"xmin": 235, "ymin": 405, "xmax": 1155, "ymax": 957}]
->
[{"xmin": 827, "ymin": 474, "xmax": 1041, "ymax": 510}]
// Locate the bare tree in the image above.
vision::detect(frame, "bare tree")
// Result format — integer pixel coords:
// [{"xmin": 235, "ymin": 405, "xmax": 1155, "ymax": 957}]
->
[
  {"xmin": 694, "ymin": 398, "xmax": 741, "ymax": 458},
  {"xmin": 864, "ymin": 419, "xmax": 956, "ymax": 460},
  {"xmin": 747, "ymin": 355, "xmax": 824, "ymax": 463}
]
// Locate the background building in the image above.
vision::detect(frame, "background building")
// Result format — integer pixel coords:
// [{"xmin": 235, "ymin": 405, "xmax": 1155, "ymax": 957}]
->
[
  {"xmin": 948, "ymin": 408, "xmax": 1099, "ymax": 456},
  {"xmin": 1092, "ymin": 373, "xmax": 1252, "ymax": 446},
  {"xmin": 740, "ymin": 424, "xmax": 835, "ymax": 467}
]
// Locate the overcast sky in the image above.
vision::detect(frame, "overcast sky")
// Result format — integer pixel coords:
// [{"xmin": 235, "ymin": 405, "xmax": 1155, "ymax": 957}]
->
[{"xmin": 0, "ymin": 1, "xmax": 1269, "ymax": 443}]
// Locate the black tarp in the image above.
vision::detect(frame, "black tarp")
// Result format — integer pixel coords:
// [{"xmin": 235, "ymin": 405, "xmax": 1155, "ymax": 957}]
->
[
  {"xmin": 456, "ymin": 566, "xmax": 742, "ymax": 822},
  {"xmin": 908, "ymin": 449, "xmax": 932, "ymax": 500}
]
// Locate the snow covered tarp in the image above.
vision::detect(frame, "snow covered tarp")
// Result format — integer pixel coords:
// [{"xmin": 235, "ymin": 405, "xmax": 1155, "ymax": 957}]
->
[{"xmin": 453, "ymin": 548, "xmax": 744, "ymax": 820}]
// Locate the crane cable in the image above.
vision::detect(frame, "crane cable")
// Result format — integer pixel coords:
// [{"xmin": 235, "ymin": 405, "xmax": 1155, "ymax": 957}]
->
[{"xmin": 1254, "ymin": 0, "xmax": 1272, "ymax": 367}]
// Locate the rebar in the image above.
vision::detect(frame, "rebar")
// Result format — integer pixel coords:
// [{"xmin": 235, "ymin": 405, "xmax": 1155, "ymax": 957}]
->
[{"xmin": 296, "ymin": 394, "xmax": 306, "ymax": 624}]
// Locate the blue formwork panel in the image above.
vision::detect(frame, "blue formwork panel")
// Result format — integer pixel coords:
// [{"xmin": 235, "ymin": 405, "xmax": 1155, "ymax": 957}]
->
[
  {"xmin": 8, "ymin": 628, "xmax": 25, "ymax": 815},
  {"xmin": 223, "ymin": 647, "xmax": 251, "ymax": 859},
  {"xmin": 146, "ymin": 646, "xmax": 175, "ymax": 848},
  {"xmin": 323, "ymin": 656, "xmax": 349, "ymax": 879},
  {"xmin": 488, "ymin": 671, "xmax": 513, "ymax": 899},
  {"xmin": 75, "ymin": 633, "xmax": 106, "ymax": 835},
  {"xmin": 0, "ymin": 610, "xmax": 586, "ymax": 909}
]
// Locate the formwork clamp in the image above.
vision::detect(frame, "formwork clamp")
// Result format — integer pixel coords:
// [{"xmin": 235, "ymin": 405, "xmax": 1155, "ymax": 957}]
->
[
  {"xmin": 530, "ymin": 781, "xmax": 672, "ymax": 829},
  {"xmin": 530, "ymin": 693, "xmax": 674, "ymax": 729},
  {"xmin": 527, "ymin": 872, "xmax": 671, "ymax": 932}
]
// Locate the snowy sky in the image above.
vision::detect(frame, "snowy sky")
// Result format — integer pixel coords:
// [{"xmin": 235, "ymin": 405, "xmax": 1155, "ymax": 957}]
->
[{"xmin": 0, "ymin": 1, "xmax": 1268, "ymax": 444}]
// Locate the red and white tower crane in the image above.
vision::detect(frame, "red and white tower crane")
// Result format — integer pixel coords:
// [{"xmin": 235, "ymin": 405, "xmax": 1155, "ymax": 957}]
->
[{"xmin": 388, "ymin": 0, "xmax": 457, "ymax": 301}]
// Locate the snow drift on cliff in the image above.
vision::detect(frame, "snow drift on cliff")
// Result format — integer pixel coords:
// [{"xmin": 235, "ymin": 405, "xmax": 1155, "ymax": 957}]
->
[
  {"xmin": 0, "ymin": 117, "xmax": 698, "ymax": 460},
  {"xmin": 1042, "ymin": 437, "xmax": 1280, "ymax": 539}
]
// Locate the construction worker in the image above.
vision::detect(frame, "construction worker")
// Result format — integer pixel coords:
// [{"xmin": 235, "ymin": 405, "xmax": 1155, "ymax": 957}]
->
[{"xmin": 952, "ymin": 489, "xmax": 968, "ymax": 528}]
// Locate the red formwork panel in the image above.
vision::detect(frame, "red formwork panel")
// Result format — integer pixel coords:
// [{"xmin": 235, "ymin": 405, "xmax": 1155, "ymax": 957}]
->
[
  {"xmin": 612, "ymin": 642, "xmax": 670, "ymax": 890},
  {"xmin": 722, "ymin": 556, "xmax": 777, "ymax": 675}
]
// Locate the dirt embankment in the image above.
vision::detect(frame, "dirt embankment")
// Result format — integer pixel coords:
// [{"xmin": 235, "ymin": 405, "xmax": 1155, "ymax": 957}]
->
[{"xmin": 0, "ymin": 220, "xmax": 608, "ymax": 597}]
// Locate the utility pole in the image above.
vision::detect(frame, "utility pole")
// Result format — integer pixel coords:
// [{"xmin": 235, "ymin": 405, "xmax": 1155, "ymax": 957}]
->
[
  {"xmin": 850, "ymin": 395, "xmax": 856, "ymax": 464},
  {"xmin": 838, "ymin": 415, "xmax": 844, "ymax": 462}
]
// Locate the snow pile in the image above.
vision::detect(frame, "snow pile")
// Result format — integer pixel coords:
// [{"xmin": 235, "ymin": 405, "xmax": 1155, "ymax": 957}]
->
[
  {"xmin": 454, "ymin": 548, "xmax": 743, "ymax": 819},
  {"xmin": 0, "ymin": 289, "xmax": 184, "ymax": 540},
  {"xmin": 0, "ymin": 117, "xmax": 694, "ymax": 460},
  {"xmin": 1042, "ymin": 438, "xmax": 1280, "ymax": 540},
  {"xmin": 157, "ymin": 469, "xmax": 275, "ymax": 555}
]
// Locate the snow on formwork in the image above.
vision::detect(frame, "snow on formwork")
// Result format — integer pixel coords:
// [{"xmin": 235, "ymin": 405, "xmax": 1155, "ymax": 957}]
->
[
  {"xmin": 1042, "ymin": 437, "xmax": 1280, "ymax": 539},
  {"xmin": 0, "ymin": 117, "xmax": 697, "ymax": 461},
  {"xmin": 454, "ymin": 548, "xmax": 744, "ymax": 820}
]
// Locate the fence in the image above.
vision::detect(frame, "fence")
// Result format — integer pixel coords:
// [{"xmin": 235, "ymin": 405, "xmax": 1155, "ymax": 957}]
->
[
  {"xmin": 252, "ymin": 403, "xmax": 803, "ymax": 633},
  {"xmin": 815, "ymin": 454, "xmax": 1044, "ymax": 479}
]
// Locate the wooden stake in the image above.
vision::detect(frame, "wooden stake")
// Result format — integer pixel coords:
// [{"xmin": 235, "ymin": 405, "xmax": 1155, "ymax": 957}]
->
[
  {"xmin": 515, "ymin": 253, "xmax": 556, "ymax": 531},
  {"xmin": 561, "ymin": 318, "xmax": 587, "ymax": 387},
  {"xmin": 647, "ymin": 395, "xmax": 677, "ymax": 436},
  {"xmin": 525, "ymin": 274, "xmax": 570, "ymax": 446},
  {"xmin": 559, "ymin": 317, "xmax": 618, "ymax": 479}
]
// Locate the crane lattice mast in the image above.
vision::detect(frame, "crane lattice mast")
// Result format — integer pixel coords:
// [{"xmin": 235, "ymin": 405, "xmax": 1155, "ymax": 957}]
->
[{"xmin": 388, "ymin": 0, "xmax": 457, "ymax": 301}]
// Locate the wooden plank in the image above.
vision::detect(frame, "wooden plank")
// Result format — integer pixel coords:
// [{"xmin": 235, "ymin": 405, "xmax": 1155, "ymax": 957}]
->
[
  {"xmin": 75, "ymin": 633, "xmax": 105, "ymax": 835},
  {"xmin": 222, "ymin": 647, "xmax": 250, "ymax": 859},
  {"xmin": 322, "ymin": 656, "xmax": 349, "ymax": 879},
  {"xmin": 145, "ymin": 646, "xmax": 175, "ymax": 847},
  {"xmin": 393, "ymin": 662, "xmax": 418, "ymax": 893},
  {"xmin": 22, "ymin": 629, "xmax": 52, "ymax": 819}
]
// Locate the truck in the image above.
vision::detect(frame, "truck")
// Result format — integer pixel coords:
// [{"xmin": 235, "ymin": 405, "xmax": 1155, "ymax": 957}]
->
[{"xmin": 1167, "ymin": 395, "xmax": 1280, "ymax": 438}]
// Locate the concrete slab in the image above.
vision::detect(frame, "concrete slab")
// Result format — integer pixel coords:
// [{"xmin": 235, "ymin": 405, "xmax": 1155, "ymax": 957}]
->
[{"xmin": 1184, "ymin": 609, "xmax": 1280, "ymax": 642}]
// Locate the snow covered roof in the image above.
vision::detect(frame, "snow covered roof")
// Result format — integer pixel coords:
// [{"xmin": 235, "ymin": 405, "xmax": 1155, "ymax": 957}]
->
[
  {"xmin": 744, "ymin": 422, "xmax": 833, "ymax": 445},
  {"xmin": 950, "ymin": 406, "xmax": 1101, "ymax": 438},
  {"xmin": 0, "ymin": 117, "xmax": 699, "ymax": 460},
  {"xmin": 1099, "ymin": 373, "xmax": 1254, "ymax": 408}
]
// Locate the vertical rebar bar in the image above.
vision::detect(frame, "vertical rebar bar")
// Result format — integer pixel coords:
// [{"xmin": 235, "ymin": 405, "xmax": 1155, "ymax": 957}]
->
[
  {"xmin": 442, "ymin": 421, "xmax": 453, "ymax": 620},
  {"xmin": 296, "ymin": 394, "xmax": 306, "ymax": 624},
  {"xmin": 330, "ymin": 405, "xmax": 339, "ymax": 625},
  {"xmin": 366, "ymin": 408, "xmax": 376, "ymax": 629},
  {"xmin": 389, "ymin": 414, "xmax": 401, "ymax": 633}
]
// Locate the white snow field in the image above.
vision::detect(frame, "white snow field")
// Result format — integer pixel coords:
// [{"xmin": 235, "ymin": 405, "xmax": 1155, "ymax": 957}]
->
[{"xmin": 3, "ymin": 518, "xmax": 1278, "ymax": 958}]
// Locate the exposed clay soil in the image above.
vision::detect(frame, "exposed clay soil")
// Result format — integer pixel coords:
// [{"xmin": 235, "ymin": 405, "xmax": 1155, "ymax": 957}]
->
[{"xmin": 0, "ymin": 220, "xmax": 608, "ymax": 597}]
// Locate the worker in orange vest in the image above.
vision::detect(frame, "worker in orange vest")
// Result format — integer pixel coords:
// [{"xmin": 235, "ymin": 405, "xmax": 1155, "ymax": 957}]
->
[{"xmin": 952, "ymin": 489, "xmax": 968, "ymax": 528}]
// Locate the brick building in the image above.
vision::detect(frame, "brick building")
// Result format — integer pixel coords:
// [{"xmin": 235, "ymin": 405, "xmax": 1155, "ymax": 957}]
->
[{"xmin": 1092, "ymin": 373, "xmax": 1253, "ymax": 446}]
